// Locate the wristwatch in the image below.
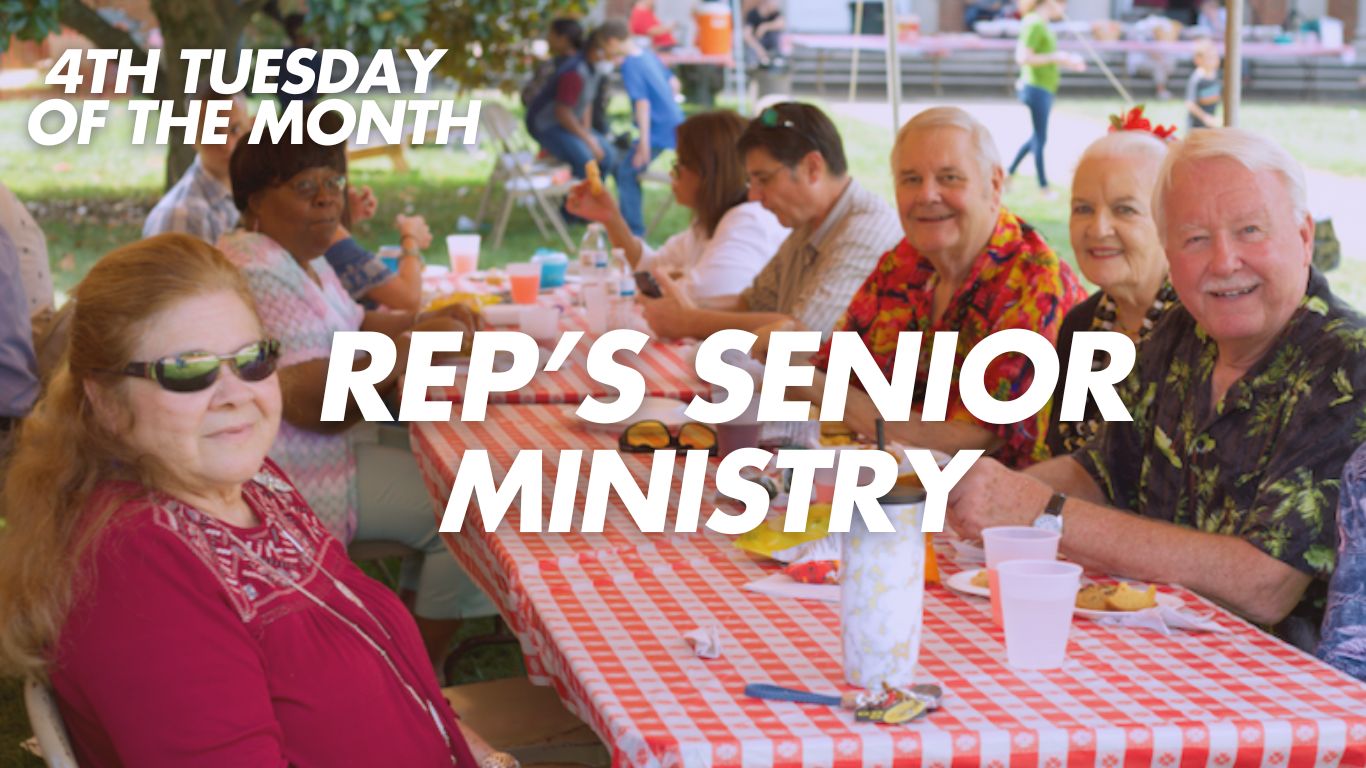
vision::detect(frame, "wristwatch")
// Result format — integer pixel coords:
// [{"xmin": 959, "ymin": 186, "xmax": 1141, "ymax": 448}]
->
[{"xmin": 1031, "ymin": 491, "xmax": 1066, "ymax": 534}]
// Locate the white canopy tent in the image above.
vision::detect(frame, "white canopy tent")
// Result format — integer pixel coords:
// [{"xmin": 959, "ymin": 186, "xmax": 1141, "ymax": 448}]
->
[{"xmin": 844, "ymin": 0, "xmax": 1248, "ymax": 130}]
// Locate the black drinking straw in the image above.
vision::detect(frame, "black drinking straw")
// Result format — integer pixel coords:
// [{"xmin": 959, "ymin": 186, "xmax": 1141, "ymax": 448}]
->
[{"xmin": 876, "ymin": 418, "xmax": 886, "ymax": 451}]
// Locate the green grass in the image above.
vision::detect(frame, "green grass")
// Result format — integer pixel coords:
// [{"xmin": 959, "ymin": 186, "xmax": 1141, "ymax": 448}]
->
[{"xmin": 1057, "ymin": 99, "xmax": 1366, "ymax": 178}]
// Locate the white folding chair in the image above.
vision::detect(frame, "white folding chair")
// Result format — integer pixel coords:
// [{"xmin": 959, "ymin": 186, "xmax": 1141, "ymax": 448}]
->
[
  {"xmin": 24, "ymin": 677, "xmax": 80, "ymax": 768},
  {"xmin": 473, "ymin": 103, "xmax": 578, "ymax": 254},
  {"xmin": 639, "ymin": 168, "xmax": 675, "ymax": 239}
]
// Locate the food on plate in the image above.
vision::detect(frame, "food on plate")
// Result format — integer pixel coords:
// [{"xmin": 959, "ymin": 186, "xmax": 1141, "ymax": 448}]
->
[
  {"xmin": 1105, "ymin": 582, "xmax": 1158, "ymax": 611},
  {"xmin": 1073, "ymin": 582, "xmax": 1159, "ymax": 612},
  {"xmin": 1075, "ymin": 584, "xmax": 1110, "ymax": 611},
  {"xmin": 423, "ymin": 291, "xmax": 500, "ymax": 313},
  {"xmin": 819, "ymin": 422, "xmax": 858, "ymax": 446},
  {"xmin": 969, "ymin": 569, "xmax": 991, "ymax": 590}
]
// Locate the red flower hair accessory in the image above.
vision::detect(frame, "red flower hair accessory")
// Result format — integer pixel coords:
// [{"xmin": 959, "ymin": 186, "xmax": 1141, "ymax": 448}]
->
[{"xmin": 1108, "ymin": 105, "xmax": 1178, "ymax": 141}]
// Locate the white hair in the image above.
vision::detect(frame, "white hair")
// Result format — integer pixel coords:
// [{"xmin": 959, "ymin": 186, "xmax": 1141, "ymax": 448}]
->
[
  {"xmin": 891, "ymin": 106, "xmax": 1002, "ymax": 178},
  {"xmin": 1076, "ymin": 130, "xmax": 1169, "ymax": 176},
  {"xmin": 1152, "ymin": 127, "xmax": 1308, "ymax": 240}
]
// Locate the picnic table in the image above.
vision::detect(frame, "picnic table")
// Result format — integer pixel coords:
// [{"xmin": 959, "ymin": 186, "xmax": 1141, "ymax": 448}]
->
[
  {"xmin": 413, "ymin": 273, "xmax": 1366, "ymax": 766},
  {"xmin": 412, "ymin": 404, "xmax": 1366, "ymax": 767}
]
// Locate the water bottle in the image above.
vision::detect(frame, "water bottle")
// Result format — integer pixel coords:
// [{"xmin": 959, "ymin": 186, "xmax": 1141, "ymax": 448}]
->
[
  {"xmin": 581, "ymin": 231, "xmax": 612, "ymax": 333},
  {"xmin": 579, "ymin": 223, "xmax": 608, "ymax": 270},
  {"xmin": 614, "ymin": 271, "xmax": 637, "ymax": 329}
]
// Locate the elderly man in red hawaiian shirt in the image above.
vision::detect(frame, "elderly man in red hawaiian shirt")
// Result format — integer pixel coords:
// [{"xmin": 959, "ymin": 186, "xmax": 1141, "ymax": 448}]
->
[{"xmin": 788, "ymin": 106, "xmax": 1087, "ymax": 468}]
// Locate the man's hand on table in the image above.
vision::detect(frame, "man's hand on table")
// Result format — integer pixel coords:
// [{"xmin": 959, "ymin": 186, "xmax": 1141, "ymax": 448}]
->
[
  {"xmin": 750, "ymin": 317, "xmax": 802, "ymax": 361},
  {"xmin": 639, "ymin": 271, "xmax": 696, "ymax": 340},
  {"xmin": 946, "ymin": 457, "xmax": 1053, "ymax": 539}
]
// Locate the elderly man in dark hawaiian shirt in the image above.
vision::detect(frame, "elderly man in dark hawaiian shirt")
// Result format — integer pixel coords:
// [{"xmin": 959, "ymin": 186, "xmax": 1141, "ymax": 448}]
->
[{"xmin": 947, "ymin": 128, "xmax": 1366, "ymax": 646}]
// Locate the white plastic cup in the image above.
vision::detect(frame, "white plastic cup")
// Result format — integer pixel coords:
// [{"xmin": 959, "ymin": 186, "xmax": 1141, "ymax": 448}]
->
[
  {"xmin": 983, "ymin": 526, "xmax": 1061, "ymax": 626},
  {"xmin": 519, "ymin": 305, "xmax": 561, "ymax": 342},
  {"xmin": 983, "ymin": 526, "xmax": 1061, "ymax": 568},
  {"xmin": 997, "ymin": 560, "xmax": 1082, "ymax": 669},
  {"xmin": 842, "ymin": 496, "xmax": 925, "ymax": 688},
  {"xmin": 446, "ymin": 234, "xmax": 481, "ymax": 275}
]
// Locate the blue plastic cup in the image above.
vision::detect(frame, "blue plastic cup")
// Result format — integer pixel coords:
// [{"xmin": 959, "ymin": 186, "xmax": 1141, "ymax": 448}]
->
[{"xmin": 532, "ymin": 250, "xmax": 570, "ymax": 288}]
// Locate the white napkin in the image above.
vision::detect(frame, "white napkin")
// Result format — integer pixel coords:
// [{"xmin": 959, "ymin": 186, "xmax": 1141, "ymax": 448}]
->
[
  {"xmin": 683, "ymin": 624, "xmax": 724, "ymax": 658},
  {"xmin": 770, "ymin": 534, "xmax": 842, "ymax": 565},
  {"xmin": 743, "ymin": 572, "xmax": 840, "ymax": 603},
  {"xmin": 1090, "ymin": 605, "xmax": 1229, "ymax": 635}
]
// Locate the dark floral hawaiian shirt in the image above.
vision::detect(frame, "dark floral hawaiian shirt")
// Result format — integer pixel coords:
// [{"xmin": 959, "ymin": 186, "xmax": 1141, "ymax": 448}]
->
[{"xmin": 1074, "ymin": 269, "xmax": 1366, "ymax": 628}]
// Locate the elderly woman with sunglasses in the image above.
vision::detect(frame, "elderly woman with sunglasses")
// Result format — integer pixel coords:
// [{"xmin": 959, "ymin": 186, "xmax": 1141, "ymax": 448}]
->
[
  {"xmin": 0, "ymin": 236, "xmax": 515, "ymax": 767},
  {"xmin": 566, "ymin": 110, "xmax": 787, "ymax": 302},
  {"xmin": 215, "ymin": 122, "xmax": 493, "ymax": 670}
]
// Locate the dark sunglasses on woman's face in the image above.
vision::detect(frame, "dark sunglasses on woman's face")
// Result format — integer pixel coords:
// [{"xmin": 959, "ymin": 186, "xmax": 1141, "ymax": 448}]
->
[{"xmin": 107, "ymin": 339, "xmax": 282, "ymax": 393}]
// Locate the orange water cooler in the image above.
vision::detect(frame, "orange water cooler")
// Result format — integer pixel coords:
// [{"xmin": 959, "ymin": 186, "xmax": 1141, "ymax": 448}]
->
[{"xmin": 694, "ymin": 3, "xmax": 733, "ymax": 56}]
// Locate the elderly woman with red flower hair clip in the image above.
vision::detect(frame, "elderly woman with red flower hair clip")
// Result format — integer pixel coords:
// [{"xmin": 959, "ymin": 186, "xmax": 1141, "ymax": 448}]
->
[{"xmin": 1044, "ymin": 109, "xmax": 1178, "ymax": 455}]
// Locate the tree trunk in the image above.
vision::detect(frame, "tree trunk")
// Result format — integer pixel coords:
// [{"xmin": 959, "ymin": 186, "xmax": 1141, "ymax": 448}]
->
[{"xmin": 60, "ymin": 0, "xmax": 270, "ymax": 189}]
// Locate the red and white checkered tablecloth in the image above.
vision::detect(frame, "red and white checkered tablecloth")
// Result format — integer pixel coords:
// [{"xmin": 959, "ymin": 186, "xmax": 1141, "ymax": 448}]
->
[
  {"xmin": 411, "ymin": 406, "xmax": 1366, "ymax": 767},
  {"xmin": 421, "ymin": 270, "xmax": 710, "ymax": 405}
]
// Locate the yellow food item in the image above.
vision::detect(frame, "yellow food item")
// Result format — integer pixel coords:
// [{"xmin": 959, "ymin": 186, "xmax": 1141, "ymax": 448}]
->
[
  {"xmin": 970, "ymin": 569, "xmax": 990, "ymax": 589},
  {"xmin": 1075, "ymin": 584, "xmax": 1111, "ymax": 611},
  {"xmin": 585, "ymin": 160, "xmax": 603, "ymax": 195},
  {"xmin": 1072, "ymin": 582, "xmax": 1159, "ymax": 612},
  {"xmin": 734, "ymin": 504, "xmax": 832, "ymax": 559},
  {"xmin": 423, "ymin": 292, "xmax": 500, "ymax": 313},
  {"xmin": 1105, "ymin": 582, "xmax": 1158, "ymax": 611}
]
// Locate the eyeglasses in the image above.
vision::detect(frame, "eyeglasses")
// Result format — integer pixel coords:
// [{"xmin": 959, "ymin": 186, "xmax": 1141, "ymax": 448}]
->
[
  {"xmin": 619, "ymin": 421, "xmax": 717, "ymax": 454},
  {"xmin": 288, "ymin": 174, "xmax": 346, "ymax": 200},
  {"xmin": 108, "ymin": 339, "xmax": 282, "ymax": 393}
]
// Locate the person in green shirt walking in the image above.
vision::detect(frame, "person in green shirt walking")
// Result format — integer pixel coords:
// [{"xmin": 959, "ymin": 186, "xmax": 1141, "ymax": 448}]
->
[{"xmin": 1008, "ymin": 0, "xmax": 1085, "ymax": 198}]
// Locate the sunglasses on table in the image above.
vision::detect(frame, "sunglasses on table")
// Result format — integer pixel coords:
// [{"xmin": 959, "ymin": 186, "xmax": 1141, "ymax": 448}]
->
[
  {"xmin": 619, "ymin": 420, "xmax": 717, "ymax": 454},
  {"xmin": 106, "ymin": 339, "xmax": 282, "ymax": 393}
]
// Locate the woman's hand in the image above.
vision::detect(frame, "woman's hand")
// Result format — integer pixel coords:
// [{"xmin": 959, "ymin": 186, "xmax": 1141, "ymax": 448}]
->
[
  {"xmin": 396, "ymin": 214, "xmax": 433, "ymax": 250},
  {"xmin": 566, "ymin": 180, "xmax": 620, "ymax": 224},
  {"xmin": 348, "ymin": 185, "xmax": 378, "ymax": 224},
  {"xmin": 1060, "ymin": 51, "xmax": 1086, "ymax": 72},
  {"xmin": 632, "ymin": 142, "xmax": 652, "ymax": 171}
]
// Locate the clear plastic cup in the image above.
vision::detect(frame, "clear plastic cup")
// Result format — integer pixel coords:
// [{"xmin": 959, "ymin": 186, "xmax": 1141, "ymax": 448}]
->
[
  {"xmin": 519, "ymin": 305, "xmax": 561, "ymax": 342},
  {"xmin": 983, "ymin": 526, "xmax": 1060, "ymax": 626},
  {"xmin": 446, "ymin": 234, "xmax": 481, "ymax": 275},
  {"xmin": 507, "ymin": 262, "xmax": 541, "ymax": 305},
  {"xmin": 997, "ymin": 560, "xmax": 1082, "ymax": 669},
  {"xmin": 581, "ymin": 282, "xmax": 609, "ymax": 333}
]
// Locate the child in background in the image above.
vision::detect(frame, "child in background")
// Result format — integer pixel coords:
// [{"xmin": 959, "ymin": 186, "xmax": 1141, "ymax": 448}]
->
[{"xmin": 1185, "ymin": 39, "xmax": 1223, "ymax": 132}]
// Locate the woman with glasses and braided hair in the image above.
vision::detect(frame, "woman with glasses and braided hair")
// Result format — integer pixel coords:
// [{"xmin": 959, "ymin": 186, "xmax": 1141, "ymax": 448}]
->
[
  {"xmin": 0, "ymin": 235, "xmax": 516, "ymax": 767},
  {"xmin": 215, "ymin": 117, "xmax": 495, "ymax": 672}
]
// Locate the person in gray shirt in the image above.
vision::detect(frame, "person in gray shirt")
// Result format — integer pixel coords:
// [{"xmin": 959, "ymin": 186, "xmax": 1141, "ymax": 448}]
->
[{"xmin": 0, "ymin": 225, "xmax": 39, "ymax": 461}]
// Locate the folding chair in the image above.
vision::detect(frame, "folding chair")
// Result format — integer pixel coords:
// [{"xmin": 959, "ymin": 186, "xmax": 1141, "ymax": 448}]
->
[
  {"xmin": 473, "ymin": 103, "xmax": 578, "ymax": 254},
  {"xmin": 24, "ymin": 677, "xmax": 80, "ymax": 768},
  {"xmin": 639, "ymin": 168, "xmax": 674, "ymax": 239}
]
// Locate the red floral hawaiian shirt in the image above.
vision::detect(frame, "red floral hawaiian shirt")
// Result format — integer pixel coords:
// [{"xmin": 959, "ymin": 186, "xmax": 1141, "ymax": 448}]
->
[{"xmin": 811, "ymin": 208, "xmax": 1088, "ymax": 467}]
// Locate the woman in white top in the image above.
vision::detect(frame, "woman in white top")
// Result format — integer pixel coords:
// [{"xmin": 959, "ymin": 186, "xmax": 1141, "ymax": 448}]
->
[{"xmin": 567, "ymin": 110, "xmax": 788, "ymax": 301}]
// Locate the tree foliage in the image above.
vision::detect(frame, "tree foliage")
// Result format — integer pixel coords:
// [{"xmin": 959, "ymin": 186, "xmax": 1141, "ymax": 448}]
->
[{"xmin": 417, "ymin": 0, "xmax": 587, "ymax": 93}]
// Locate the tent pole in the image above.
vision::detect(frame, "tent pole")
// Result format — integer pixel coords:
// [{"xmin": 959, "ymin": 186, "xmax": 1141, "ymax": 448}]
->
[
  {"xmin": 1224, "ymin": 0, "xmax": 1242, "ymax": 125},
  {"xmin": 850, "ymin": 0, "xmax": 865, "ymax": 101},
  {"xmin": 885, "ymin": 0, "xmax": 903, "ymax": 128},
  {"xmin": 733, "ymin": 0, "xmax": 749, "ymax": 114}
]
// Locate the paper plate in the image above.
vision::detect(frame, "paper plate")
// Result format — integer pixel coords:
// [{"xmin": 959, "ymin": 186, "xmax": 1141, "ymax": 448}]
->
[
  {"xmin": 946, "ymin": 568, "xmax": 1182, "ymax": 620},
  {"xmin": 574, "ymin": 397, "xmax": 690, "ymax": 433},
  {"xmin": 481, "ymin": 304, "xmax": 523, "ymax": 326}
]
